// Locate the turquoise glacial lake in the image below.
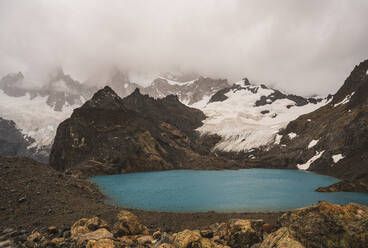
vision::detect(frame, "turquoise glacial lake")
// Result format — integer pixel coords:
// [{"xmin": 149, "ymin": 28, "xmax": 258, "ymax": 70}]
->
[{"xmin": 90, "ymin": 169, "xmax": 368, "ymax": 212}]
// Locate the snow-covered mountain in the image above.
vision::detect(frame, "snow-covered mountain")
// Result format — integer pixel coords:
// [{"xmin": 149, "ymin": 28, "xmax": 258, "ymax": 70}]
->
[
  {"xmin": 0, "ymin": 70, "xmax": 97, "ymax": 161},
  {"xmin": 196, "ymin": 78, "xmax": 328, "ymax": 152},
  {"xmin": 141, "ymin": 76, "xmax": 230, "ymax": 108},
  {"xmin": 0, "ymin": 70, "xmax": 231, "ymax": 161},
  {"xmin": 0, "ymin": 69, "xmax": 326, "ymax": 163}
]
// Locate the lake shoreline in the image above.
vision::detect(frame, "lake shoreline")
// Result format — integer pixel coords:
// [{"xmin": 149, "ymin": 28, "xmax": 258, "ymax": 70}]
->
[{"xmin": 0, "ymin": 157, "xmax": 283, "ymax": 234}]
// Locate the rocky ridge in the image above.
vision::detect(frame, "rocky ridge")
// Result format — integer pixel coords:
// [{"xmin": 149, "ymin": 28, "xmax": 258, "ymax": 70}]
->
[{"xmin": 49, "ymin": 86, "xmax": 239, "ymax": 177}]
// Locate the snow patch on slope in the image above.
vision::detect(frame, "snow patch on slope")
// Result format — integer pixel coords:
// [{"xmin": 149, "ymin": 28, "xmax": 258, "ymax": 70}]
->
[
  {"xmin": 0, "ymin": 89, "xmax": 81, "ymax": 148},
  {"xmin": 333, "ymin": 92, "xmax": 355, "ymax": 107},
  {"xmin": 297, "ymin": 150, "xmax": 325, "ymax": 170},
  {"xmin": 159, "ymin": 77, "xmax": 196, "ymax": 86},
  {"xmin": 308, "ymin": 139, "xmax": 319, "ymax": 149},
  {"xmin": 197, "ymin": 86, "xmax": 326, "ymax": 152},
  {"xmin": 288, "ymin": 132, "xmax": 297, "ymax": 139},
  {"xmin": 332, "ymin": 154, "xmax": 344, "ymax": 163}
]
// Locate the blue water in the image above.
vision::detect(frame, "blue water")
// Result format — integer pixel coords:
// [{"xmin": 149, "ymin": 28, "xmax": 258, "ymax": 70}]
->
[{"xmin": 90, "ymin": 169, "xmax": 368, "ymax": 212}]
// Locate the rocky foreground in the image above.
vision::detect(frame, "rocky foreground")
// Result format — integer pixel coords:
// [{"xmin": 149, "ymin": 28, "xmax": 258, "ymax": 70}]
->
[{"xmin": 1, "ymin": 201, "xmax": 367, "ymax": 248}]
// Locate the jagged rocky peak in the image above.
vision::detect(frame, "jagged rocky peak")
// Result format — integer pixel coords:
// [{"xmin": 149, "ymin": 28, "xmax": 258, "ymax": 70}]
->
[
  {"xmin": 242, "ymin": 77, "xmax": 251, "ymax": 86},
  {"xmin": 141, "ymin": 75, "xmax": 231, "ymax": 106},
  {"xmin": 331, "ymin": 59, "xmax": 368, "ymax": 108},
  {"xmin": 49, "ymin": 84, "xmax": 235, "ymax": 176},
  {"xmin": 82, "ymin": 85, "xmax": 123, "ymax": 110},
  {"xmin": 107, "ymin": 69, "xmax": 141, "ymax": 98}
]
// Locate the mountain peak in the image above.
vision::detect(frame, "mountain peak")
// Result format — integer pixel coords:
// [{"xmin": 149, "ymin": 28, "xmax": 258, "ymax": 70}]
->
[
  {"xmin": 81, "ymin": 85, "xmax": 122, "ymax": 110},
  {"xmin": 331, "ymin": 59, "xmax": 368, "ymax": 107}
]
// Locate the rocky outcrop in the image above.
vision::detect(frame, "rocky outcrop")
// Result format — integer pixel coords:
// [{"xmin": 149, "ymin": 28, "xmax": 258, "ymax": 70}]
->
[
  {"xmin": 254, "ymin": 59, "xmax": 368, "ymax": 190},
  {"xmin": 113, "ymin": 210, "xmax": 149, "ymax": 237},
  {"xmin": 49, "ymin": 86, "xmax": 239, "ymax": 177},
  {"xmin": 316, "ymin": 180, "xmax": 368, "ymax": 192},
  {"xmin": 259, "ymin": 227, "xmax": 304, "ymax": 248},
  {"xmin": 0, "ymin": 117, "xmax": 32, "ymax": 157},
  {"xmin": 5, "ymin": 201, "xmax": 368, "ymax": 248},
  {"xmin": 278, "ymin": 201, "xmax": 368, "ymax": 248}
]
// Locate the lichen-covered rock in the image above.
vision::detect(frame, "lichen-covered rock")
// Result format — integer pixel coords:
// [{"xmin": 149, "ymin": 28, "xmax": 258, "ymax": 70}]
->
[
  {"xmin": 27, "ymin": 232, "xmax": 41, "ymax": 242},
  {"xmin": 210, "ymin": 223, "xmax": 230, "ymax": 240},
  {"xmin": 113, "ymin": 210, "xmax": 149, "ymax": 237},
  {"xmin": 137, "ymin": 235, "xmax": 154, "ymax": 245},
  {"xmin": 278, "ymin": 201, "xmax": 368, "ymax": 248},
  {"xmin": 50, "ymin": 237, "xmax": 66, "ymax": 247},
  {"xmin": 116, "ymin": 236, "xmax": 136, "ymax": 247},
  {"xmin": 71, "ymin": 217, "xmax": 108, "ymax": 239},
  {"xmin": 227, "ymin": 219, "xmax": 264, "ymax": 248},
  {"xmin": 199, "ymin": 237, "xmax": 218, "ymax": 248},
  {"xmin": 77, "ymin": 228, "xmax": 113, "ymax": 243},
  {"xmin": 86, "ymin": 238, "xmax": 115, "ymax": 248},
  {"xmin": 172, "ymin": 229, "xmax": 201, "ymax": 248},
  {"xmin": 259, "ymin": 227, "xmax": 304, "ymax": 248},
  {"xmin": 157, "ymin": 244, "xmax": 175, "ymax": 248}
]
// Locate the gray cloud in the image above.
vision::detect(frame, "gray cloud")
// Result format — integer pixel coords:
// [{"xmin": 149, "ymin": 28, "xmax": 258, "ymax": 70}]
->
[{"xmin": 0, "ymin": 0, "xmax": 367, "ymax": 96}]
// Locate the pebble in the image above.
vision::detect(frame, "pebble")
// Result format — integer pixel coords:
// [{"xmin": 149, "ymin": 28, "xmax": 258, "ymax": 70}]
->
[
  {"xmin": 2, "ymin": 229, "xmax": 13, "ymax": 235},
  {"xmin": 0, "ymin": 240, "xmax": 12, "ymax": 248}
]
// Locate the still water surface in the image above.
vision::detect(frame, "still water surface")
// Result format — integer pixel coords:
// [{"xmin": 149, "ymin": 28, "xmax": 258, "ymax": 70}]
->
[{"xmin": 90, "ymin": 169, "xmax": 368, "ymax": 212}]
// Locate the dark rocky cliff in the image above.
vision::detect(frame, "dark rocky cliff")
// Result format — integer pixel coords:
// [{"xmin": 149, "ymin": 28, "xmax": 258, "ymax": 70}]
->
[
  {"xmin": 49, "ymin": 86, "xmax": 238, "ymax": 177},
  {"xmin": 0, "ymin": 117, "xmax": 32, "ymax": 156}
]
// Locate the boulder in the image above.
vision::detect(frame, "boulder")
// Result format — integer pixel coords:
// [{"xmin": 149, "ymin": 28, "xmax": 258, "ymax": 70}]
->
[
  {"xmin": 47, "ymin": 226, "xmax": 58, "ymax": 235},
  {"xmin": 278, "ymin": 201, "xmax": 368, "ymax": 247},
  {"xmin": 199, "ymin": 237, "xmax": 218, "ymax": 248},
  {"xmin": 50, "ymin": 237, "xmax": 66, "ymax": 246},
  {"xmin": 117, "ymin": 236, "xmax": 136, "ymax": 247},
  {"xmin": 86, "ymin": 238, "xmax": 115, "ymax": 248},
  {"xmin": 137, "ymin": 235, "xmax": 154, "ymax": 245},
  {"xmin": 211, "ymin": 223, "xmax": 230, "ymax": 240},
  {"xmin": 157, "ymin": 244, "xmax": 174, "ymax": 248},
  {"xmin": 27, "ymin": 232, "xmax": 41, "ymax": 242},
  {"xmin": 77, "ymin": 228, "xmax": 113, "ymax": 242},
  {"xmin": 172, "ymin": 229, "xmax": 201, "ymax": 248},
  {"xmin": 259, "ymin": 227, "xmax": 304, "ymax": 248},
  {"xmin": 227, "ymin": 219, "xmax": 264, "ymax": 248},
  {"xmin": 71, "ymin": 217, "xmax": 108, "ymax": 239},
  {"xmin": 113, "ymin": 210, "xmax": 149, "ymax": 237}
]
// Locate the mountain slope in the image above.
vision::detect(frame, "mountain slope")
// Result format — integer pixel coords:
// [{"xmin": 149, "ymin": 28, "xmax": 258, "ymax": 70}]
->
[
  {"xmin": 255, "ymin": 59, "xmax": 368, "ymax": 188},
  {"xmin": 49, "ymin": 87, "xmax": 239, "ymax": 177},
  {"xmin": 197, "ymin": 78, "xmax": 326, "ymax": 152}
]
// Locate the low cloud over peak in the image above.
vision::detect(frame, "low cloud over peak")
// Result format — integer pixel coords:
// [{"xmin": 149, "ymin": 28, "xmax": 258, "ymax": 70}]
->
[{"xmin": 0, "ymin": 0, "xmax": 367, "ymax": 96}]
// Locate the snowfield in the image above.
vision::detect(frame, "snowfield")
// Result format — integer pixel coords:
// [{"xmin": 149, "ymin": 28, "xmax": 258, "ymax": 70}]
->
[
  {"xmin": 196, "ymin": 85, "xmax": 327, "ymax": 152},
  {"xmin": 0, "ymin": 89, "xmax": 82, "ymax": 149}
]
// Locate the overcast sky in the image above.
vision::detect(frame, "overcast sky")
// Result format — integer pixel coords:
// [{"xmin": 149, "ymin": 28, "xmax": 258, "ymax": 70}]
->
[{"xmin": 0, "ymin": 0, "xmax": 367, "ymax": 96}]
